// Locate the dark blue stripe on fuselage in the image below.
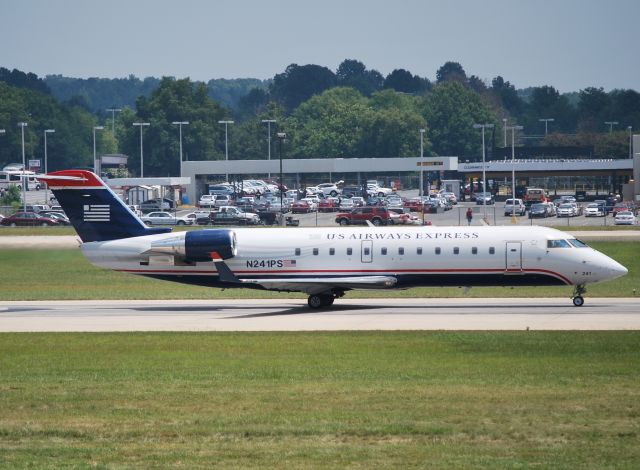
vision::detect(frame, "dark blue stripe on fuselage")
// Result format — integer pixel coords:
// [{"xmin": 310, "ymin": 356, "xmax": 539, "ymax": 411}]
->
[{"xmin": 52, "ymin": 188, "xmax": 170, "ymax": 242}]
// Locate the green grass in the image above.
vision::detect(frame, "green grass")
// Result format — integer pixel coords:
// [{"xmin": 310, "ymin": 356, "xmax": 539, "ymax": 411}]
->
[
  {"xmin": 0, "ymin": 241, "xmax": 638, "ymax": 300},
  {"xmin": 0, "ymin": 332, "xmax": 638, "ymax": 468}
]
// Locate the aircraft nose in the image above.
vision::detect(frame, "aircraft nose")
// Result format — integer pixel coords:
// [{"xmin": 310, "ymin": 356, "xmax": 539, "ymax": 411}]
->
[{"xmin": 608, "ymin": 260, "xmax": 628, "ymax": 280}]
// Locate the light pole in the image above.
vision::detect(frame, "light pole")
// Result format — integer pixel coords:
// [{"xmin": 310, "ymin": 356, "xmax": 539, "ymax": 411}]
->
[
  {"xmin": 218, "ymin": 120, "xmax": 234, "ymax": 181},
  {"xmin": 419, "ymin": 129, "xmax": 425, "ymax": 197},
  {"xmin": 93, "ymin": 126, "xmax": 104, "ymax": 174},
  {"xmin": 18, "ymin": 122, "xmax": 27, "ymax": 212},
  {"xmin": 277, "ymin": 132, "xmax": 286, "ymax": 226},
  {"xmin": 473, "ymin": 123, "xmax": 494, "ymax": 221},
  {"xmin": 172, "ymin": 121, "xmax": 189, "ymax": 177},
  {"xmin": 628, "ymin": 126, "xmax": 633, "ymax": 159},
  {"xmin": 538, "ymin": 118, "xmax": 554, "ymax": 135},
  {"xmin": 132, "ymin": 122, "xmax": 150, "ymax": 177},
  {"xmin": 503, "ymin": 118, "xmax": 507, "ymax": 147},
  {"xmin": 507, "ymin": 125, "xmax": 524, "ymax": 223},
  {"xmin": 44, "ymin": 129, "xmax": 55, "ymax": 203},
  {"xmin": 605, "ymin": 121, "xmax": 618, "ymax": 133},
  {"xmin": 261, "ymin": 119, "xmax": 276, "ymax": 178},
  {"xmin": 106, "ymin": 107, "xmax": 121, "ymax": 136}
]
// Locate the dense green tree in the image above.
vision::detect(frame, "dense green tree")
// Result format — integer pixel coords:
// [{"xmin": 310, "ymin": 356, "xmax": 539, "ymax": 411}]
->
[
  {"xmin": 335, "ymin": 59, "xmax": 384, "ymax": 96},
  {"xmin": 524, "ymin": 85, "xmax": 576, "ymax": 134},
  {"xmin": 0, "ymin": 81, "xmax": 99, "ymax": 171},
  {"xmin": 269, "ymin": 64, "xmax": 337, "ymax": 113},
  {"xmin": 383, "ymin": 69, "xmax": 430, "ymax": 94},
  {"xmin": 0, "ymin": 67, "xmax": 50, "ymax": 94},
  {"xmin": 490, "ymin": 76, "xmax": 524, "ymax": 118},
  {"xmin": 118, "ymin": 78, "xmax": 227, "ymax": 176},
  {"xmin": 436, "ymin": 61, "xmax": 467, "ymax": 84},
  {"xmin": 422, "ymin": 81, "xmax": 497, "ymax": 157}
]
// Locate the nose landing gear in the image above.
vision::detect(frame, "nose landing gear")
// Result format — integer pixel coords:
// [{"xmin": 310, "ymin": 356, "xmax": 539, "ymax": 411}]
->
[{"xmin": 572, "ymin": 284, "xmax": 586, "ymax": 307}]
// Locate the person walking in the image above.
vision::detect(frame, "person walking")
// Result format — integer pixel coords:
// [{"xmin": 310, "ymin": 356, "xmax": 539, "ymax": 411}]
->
[{"xmin": 466, "ymin": 207, "xmax": 473, "ymax": 225}]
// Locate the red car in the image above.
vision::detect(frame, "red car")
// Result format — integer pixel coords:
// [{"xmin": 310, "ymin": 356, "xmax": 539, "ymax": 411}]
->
[
  {"xmin": 1, "ymin": 211, "xmax": 60, "ymax": 227},
  {"xmin": 291, "ymin": 200, "xmax": 311, "ymax": 214},
  {"xmin": 318, "ymin": 199, "xmax": 339, "ymax": 212},
  {"xmin": 612, "ymin": 203, "xmax": 634, "ymax": 216}
]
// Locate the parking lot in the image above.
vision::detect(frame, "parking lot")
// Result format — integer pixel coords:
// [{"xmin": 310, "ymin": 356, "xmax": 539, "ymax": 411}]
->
[{"xmin": 5, "ymin": 188, "xmax": 635, "ymax": 229}]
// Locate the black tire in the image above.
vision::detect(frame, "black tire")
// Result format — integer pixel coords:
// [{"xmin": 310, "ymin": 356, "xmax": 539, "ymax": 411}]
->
[
  {"xmin": 177, "ymin": 220, "xmax": 185, "ymax": 226},
  {"xmin": 145, "ymin": 221, "xmax": 152, "ymax": 226},
  {"xmin": 371, "ymin": 218, "xmax": 382, "ymax": 226},
  {"xmin": 308, "ymin": 294, "xmax": 324, "ymax": 309},
  {"xmin": 41, "ymin": 222, "xmax": 48, "ymax": 227},
  {"xmin": 10, "ymin": 222, "xmax": 17, "ymax": 227},
  {"xmin": 378, "ymin": 192, "xmax": 385, "ymax": 197},
  {"xmin": 338, "ymin": 219, "xmax": 349, "ymax": 226},
  {"xmin": 572, "ymin": 296, "xmax": 584, "ymax": 307}
]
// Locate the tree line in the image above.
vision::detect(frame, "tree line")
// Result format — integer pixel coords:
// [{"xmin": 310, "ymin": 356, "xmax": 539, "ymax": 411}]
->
[{"xmin": 0, "ymin": 61, "xmax": 638, "ymax": 177}]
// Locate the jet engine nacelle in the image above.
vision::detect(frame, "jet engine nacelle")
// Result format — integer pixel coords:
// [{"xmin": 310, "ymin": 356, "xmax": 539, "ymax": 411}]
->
[{"xmin": 147, "ymin": 229, "xmax": 237, "ymax": 262}]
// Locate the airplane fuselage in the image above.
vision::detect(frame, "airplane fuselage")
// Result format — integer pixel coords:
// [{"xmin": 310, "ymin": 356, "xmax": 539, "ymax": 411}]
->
[{"xmin": 81, "ymin": 225, "xmax": 624, "ymax": 290}]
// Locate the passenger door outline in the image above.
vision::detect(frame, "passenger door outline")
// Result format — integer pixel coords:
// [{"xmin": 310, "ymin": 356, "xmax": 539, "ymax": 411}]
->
[{"xmin": 505, "ymin": 241, "xmax": 522, "ymax": 272}]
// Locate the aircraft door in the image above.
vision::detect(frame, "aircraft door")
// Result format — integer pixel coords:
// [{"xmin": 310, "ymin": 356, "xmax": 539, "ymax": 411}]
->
[
  {"xmin": 361, "ymin": 240, "xmax": 373, "ymax": 263},
  {"xmin": 505, "ymin": 242, "xmax": 522, "ymax": 272}
]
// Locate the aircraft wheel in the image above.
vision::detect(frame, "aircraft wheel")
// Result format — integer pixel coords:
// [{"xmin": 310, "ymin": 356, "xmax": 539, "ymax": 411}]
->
[
  {"xmin": 572, "ymin": 296, "xmax": 584, "ymax": 307},
  {"xmin": 307, "ymin": 294, "xmax": 334, "ymax": 309}
]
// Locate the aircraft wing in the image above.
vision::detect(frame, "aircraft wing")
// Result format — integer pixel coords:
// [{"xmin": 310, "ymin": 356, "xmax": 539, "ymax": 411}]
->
[{"xmin": 240, "ymin": 276, "xmax": 398, "ymax": 295}]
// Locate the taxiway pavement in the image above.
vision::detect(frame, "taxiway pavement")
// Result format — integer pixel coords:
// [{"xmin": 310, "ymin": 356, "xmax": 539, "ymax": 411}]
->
[{"xmin": 1, "ymin": 298, "xmax": 639, "ymax": 332}]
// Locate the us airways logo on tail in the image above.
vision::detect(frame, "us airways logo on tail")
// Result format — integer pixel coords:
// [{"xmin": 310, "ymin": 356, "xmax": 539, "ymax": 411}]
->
[{"xmin": 83, "ymin": 204, "xmax": 110, "ymax": 222}]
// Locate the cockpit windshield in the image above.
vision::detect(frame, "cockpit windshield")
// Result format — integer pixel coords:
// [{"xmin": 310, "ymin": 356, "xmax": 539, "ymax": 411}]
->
[
  {"xmin": 547, "ymin": 239, "xmax": 571, "ymax": 248},
  {"xmin": 547, "ymin": 239, "xmax": 589, "ymax": 248}
]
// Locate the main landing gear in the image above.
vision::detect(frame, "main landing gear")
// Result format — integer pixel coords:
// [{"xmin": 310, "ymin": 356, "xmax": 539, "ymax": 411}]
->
[
  {"xmin": 307, "ymin": 290, "xmax": 344, "ymax": 309},
  {"xmin": 572, "ymin": 284, "xmax": 586, "ymax": 307}
]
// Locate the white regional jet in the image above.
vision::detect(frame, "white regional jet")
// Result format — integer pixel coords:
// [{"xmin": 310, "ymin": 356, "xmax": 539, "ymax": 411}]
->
[{"xmin": 38, "ymin": 170, "xmax": 627, "ymax": 309}]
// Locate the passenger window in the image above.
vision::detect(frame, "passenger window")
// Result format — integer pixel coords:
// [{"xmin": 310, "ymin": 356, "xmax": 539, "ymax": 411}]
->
[
  {"xmin": 472, "ymin": 247, "xmax": 478, "ymax": 255},
  {"xmin": 313, "ymin": 248, "xmax": 319, "ymax": 256},
  {"xmin": 398, "ymin": 248, "xmax": 404, "ymax": 255},
  {"xmin": 417, "ymin": 247, "xmax": 423, "ymax": 255},
  {"xmin": 347, "ymin": 248, "xmax": 353, "ymax": 255},
  {"xmin": 381, "ymin": 247, "xmax": 387, "ymax": 255},
  {"xmin": 489, "ymin": 247, "xmax": 495, "ymax": 255},
  {"xmin": 295, "ymin": 248, "xmax": 301, "ymax": 256},
  {"xmin": 364, "ymin": 248, "xmax": 370, "ymax": 256},
  {"xmin": 547, "ymin": 239, "xmax": 571, "ymax": 249},
  {"xmin": 453, "ymin": 247, "xmax": 459, "ymax": 255},
  {"xmin": 435, "ymin": 247, "xmax": 441, "ymax": 255},
  {"xmin": 329, "ymin": 248, "xmax": 335, "ymax": 256}
]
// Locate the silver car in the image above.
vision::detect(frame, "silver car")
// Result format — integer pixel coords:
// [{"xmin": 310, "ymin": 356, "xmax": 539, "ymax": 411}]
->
[{"xmin": 141, "ymin": 211, "xmax": 194, "ymax": 226}]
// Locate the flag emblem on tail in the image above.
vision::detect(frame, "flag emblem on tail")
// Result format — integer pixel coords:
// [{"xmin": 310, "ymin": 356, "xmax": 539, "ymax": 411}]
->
[{"xmin": 83, "ymin": 204, "xmax": 110, "ymax": 222}]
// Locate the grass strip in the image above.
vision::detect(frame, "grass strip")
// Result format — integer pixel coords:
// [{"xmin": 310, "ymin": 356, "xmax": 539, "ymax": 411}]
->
[{"xmin": 0, "ymin": 331, "xmax": 638, "ymax": 468}]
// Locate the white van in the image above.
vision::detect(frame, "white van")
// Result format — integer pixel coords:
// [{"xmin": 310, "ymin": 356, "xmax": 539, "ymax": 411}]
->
[{"xmin": 0, "ymin": 170, "xmax": 42, "ymax": 191}]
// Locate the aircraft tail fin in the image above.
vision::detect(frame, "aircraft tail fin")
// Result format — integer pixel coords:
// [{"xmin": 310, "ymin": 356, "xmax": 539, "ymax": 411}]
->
[{"xmin": 37, "ymin": 170, "xmax": 171, "ymax": 243}]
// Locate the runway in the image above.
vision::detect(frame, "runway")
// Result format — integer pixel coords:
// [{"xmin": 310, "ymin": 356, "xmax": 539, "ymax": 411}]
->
[{"xmin": 1, "ymin": 298, "xmax": 639, "ymax": 331}]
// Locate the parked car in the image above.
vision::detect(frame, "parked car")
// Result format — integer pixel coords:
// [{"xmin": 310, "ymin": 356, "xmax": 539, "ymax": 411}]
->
[
  {"xmin": 198, "ymin": 194, "xmax": 217, "ymax": 208},
  {"xmin": 557, "ymin": 203, "xmax": 577, "ymax": 217},
  {"xmin": 140, "ymin": 198, "xmax": 175, "ymax": 212},
  {"xmin": 318, "ymin": 198, "xmax": 339, "ymax": 212},
  {"xmin": 584, "ymin": 203, "xmax": 605, "ymax": 217},
  {"xmin": 291, "ymin": 200, "xmax": 312, "ymax": 214},
  {"xmin": 612, "ymin": 203, "xmax": 633, "ymax": 216},
  {"xmin": 40, "ymin": 211, "xmax": 71, "ymax": 225},
  {"xmin": 504, "ymin": 198, "xmax": 526, "ymax": 216},
  {"xmin": 1, "ymin": 211, "xmax": 60, "ymax": 226},
  {"xmin": 141, "ymin": 211, "xmax": 193, "ymax": 226},
  {"xmin": 474, "ymin": 192, "xmax": 495, "ymax": 205},
  {"xmin": 199, "ymin": 206, "xmax": 261, "ymax": 225},
  {"xmin": 613, "ymin": 211, "xmax": 636, "ymax": 225},
  {"xmin": 315, "ymin": 182, "xmax": 341, "ymax": 197},
  {"xmin": 335, "ymin": 206, "xmax": 392, "ymax": 226},
  {"xmin": 528, "ymin": 203, "xmax": 550, "ymax": 218}
]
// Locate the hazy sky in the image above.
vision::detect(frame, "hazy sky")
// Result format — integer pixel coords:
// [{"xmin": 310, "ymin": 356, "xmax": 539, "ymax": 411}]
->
[{"xmin": 1, "ymin": 0, "xmax": 637, "ymax": 92}]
